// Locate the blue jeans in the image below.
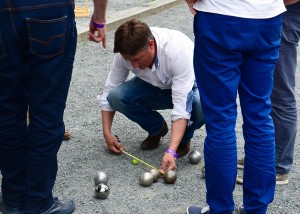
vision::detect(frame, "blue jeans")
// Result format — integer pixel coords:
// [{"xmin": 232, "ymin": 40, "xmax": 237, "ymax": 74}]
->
[
  {"xmin": 0, "ymin": 0, "xmax": 77, "ymax": 213},
  {"xmin": 193, "ymin": 12, "xmax": 281, "ymax": 213},
  {"xmin": 271, "ymin": 8, "xmax": 300, "ymax": 175},
  {"xmin": 107, "ymin": 77, "xmax": 205, "ymax": 144}
]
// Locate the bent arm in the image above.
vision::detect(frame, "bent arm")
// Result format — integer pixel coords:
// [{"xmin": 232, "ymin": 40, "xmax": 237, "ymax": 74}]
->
[{"xmin": 88, "ymin": 0, "xmax": 108, "ymax": 46}]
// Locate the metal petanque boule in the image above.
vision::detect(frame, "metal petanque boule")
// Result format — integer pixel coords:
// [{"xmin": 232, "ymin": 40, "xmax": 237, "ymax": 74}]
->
[
  {"xmin": 139, "ymin": 172, "xmax": 154, "ymax": 187},
  {"xmin": 188, "ymin": 150, "xmax": 202, "ymax": 164},
  {"xmin": 149, "ymin": 168, "xmax": 160, "ymax": 182},
  {"xmin": 163, "ymin": 170, "xmax": 177, "ymax": 184},
  {"xmin": 94, "ymin": 171, "xmax": 108, "ymax": 185},
  {"xmin": 95, "ymin": 183, "xmax": 110, "ymax": 199}
]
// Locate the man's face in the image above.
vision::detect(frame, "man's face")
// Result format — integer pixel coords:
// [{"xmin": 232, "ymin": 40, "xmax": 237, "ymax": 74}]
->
[{"xmin": 123, "ymin": 40, "xmax": 155, "ymax": 70}]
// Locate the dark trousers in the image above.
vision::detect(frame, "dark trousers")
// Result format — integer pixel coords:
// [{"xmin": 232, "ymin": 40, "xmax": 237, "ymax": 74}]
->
[
  {"xmin": 0, "ymin": 0, "xmax": 77, "ymax": 213},
  {"xmin": 271, "ymin": 8, "xmax": 300, "ymax": 174}
]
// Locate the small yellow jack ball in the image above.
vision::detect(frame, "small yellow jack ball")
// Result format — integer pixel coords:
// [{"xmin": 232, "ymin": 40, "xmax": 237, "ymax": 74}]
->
[{"xmin": 132, "ymin": 159, "xmax": 139, "ymax": 165}]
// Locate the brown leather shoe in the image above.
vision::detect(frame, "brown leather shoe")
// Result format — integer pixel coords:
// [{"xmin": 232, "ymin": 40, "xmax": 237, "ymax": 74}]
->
[
  {"xmin": 63, "ymin": 130, "xmax": 72, "ymax": 140},
  {"xmin": 141, "ymin": 121, "xmax": 168, "ymax": 150},
  {"xmin": 177, "ymin": 140, "xmax": 190, "ymax": 157}
]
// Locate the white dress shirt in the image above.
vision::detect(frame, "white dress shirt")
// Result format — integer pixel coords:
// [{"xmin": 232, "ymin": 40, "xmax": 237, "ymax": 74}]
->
[{"xmin": 99, "ymin": 27, "xmax": 196, "ymax": 122}]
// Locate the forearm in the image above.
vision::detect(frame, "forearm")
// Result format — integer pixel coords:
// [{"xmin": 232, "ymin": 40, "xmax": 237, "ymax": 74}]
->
[
  {"xmin": 284, "ymin": 0, "xmax": 299, "ymax": 5},
  {"xmin": 101, "ymin": 110, "xmax": 115, "ymax": 136},
  {"xmin": 92, "ymin": 0, "xmax": 108, "ymax": 23},
  {"xmin": 168, "ymin": 118, "xmax": 188, "ymax": 151}
]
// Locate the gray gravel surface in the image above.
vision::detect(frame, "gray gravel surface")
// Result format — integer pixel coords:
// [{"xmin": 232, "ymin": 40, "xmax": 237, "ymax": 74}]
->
[
  {"xmin": 1, "ymin": 2, "xmax": 299, "ymax": 214},
  {"xmin": 62, "ymin": 3, "xmax": 300, "ymax": 213}
]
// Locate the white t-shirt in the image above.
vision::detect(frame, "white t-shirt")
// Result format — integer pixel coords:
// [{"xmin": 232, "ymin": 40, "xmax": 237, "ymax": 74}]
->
[
  {"xmin": 193, "ymin": 0, "xmax": 286, "ymax": 19},
  {"xmin": 99, "ymin": 27, "xmax": 195, "ymax": 121}
]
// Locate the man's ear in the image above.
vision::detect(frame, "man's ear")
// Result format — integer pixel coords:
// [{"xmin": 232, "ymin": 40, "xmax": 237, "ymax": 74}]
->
[{"xmin": 149, "ymin": 39, "xmax": 155, "ymax": 48}]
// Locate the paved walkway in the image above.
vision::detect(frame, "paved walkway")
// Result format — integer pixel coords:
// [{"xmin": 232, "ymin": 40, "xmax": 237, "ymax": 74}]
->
[{"xmin": 75, "ymin": 0, "xmax": 184, "ymax": 42}]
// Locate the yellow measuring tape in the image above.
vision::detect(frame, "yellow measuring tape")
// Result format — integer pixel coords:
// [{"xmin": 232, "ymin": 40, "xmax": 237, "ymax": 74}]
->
[{"xmin": 122, "ymin": 150, "xmax": 164, "ymax": 174}]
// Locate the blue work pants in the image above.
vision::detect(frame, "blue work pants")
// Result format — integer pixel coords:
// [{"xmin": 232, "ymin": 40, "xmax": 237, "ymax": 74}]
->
[{"xmin": 193, "ymin": 12, "xmax": 282, "ymax": 213}]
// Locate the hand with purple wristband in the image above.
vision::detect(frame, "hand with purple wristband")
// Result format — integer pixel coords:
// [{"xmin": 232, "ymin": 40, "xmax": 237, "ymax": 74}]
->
[
  {"xmin": 92, "ymin": 21, "xmax": 106, "ymax": 29},
  {"xmin": 165, "ymin": 148, "xmax": 179, "ymax": 159}
]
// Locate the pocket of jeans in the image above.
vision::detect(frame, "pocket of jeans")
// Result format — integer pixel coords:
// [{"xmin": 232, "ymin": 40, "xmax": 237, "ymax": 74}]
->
[
  {"xmin": 0, "ymin": 31, "xmax": 6, "ymax": 59},
  {"xmin": 26, "ymin": 16, "xmax": 67, "ymax": 59}
]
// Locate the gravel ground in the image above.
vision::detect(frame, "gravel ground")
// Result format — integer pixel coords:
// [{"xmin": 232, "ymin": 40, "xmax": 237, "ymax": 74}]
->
[
  {"xmin": 62, "ymin": 3, "xmax": 300, "ymax": 213},
  {"xmin": 1, "ymin": 2, "xmax": 299, "ymax": 214}
]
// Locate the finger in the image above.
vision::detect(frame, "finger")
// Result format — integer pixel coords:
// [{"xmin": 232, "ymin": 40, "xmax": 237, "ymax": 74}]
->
[
  {"xmin": 168, "ymin": 162, "xmax": 176, "ymax": 171},
  {"xmin": 160, "ymin": 161, "xmax": 167, "ymax": 172},
  {"xmin": 110, "ymin": 146, "xmax": 122, "ymax": 154},
  {"xmin": 102, "ymin": 36, "xmax": 107, "ymax": 49}
]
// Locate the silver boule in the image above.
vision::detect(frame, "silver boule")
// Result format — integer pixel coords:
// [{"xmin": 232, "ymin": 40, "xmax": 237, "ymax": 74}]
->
[
  {"xmin": 149, "ymin": 168, "xmax": 160, "ymax": 182},
  {"xmin": 95, "ymin": 183, "xmax": 110, "ymax": 199},
  {"xmin": 163, "ymin": 170, "xmax": 177, "ymax": 184},
  {"xmin": 94, "ymin": 171, "xmax": 108, "ymax": 185},
  {"xmin": 188, "ymin": 150, "xmax": 202, "ymax": 164},
  {"xmin": 139, "ymin": 172, "xmax": 154, "ymax": 187}
]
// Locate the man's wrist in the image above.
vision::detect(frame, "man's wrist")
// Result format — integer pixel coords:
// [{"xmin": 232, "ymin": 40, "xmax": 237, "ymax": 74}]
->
[
  {"xmin": 92, "ymin": 21, "xmax": 106, "ymax": 28},
  {"xmin": 165, "ymin": 148, "xmax": 179, "ymax": 159}
]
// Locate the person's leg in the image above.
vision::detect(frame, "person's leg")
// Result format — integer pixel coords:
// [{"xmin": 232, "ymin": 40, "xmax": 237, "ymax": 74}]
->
[
  {"xmin": 238, "ymin": 16, "xmax": 282, "ymax": 213},
  {"xmin": 193, "ymin": 12, "xmax": 242, "ymax": 213},
  {"xmin": 107, "ymin": 77, "xmax": 173, "ymax": 136},
  {"xmin": 25, "ymin": 4, "xmax": 77, "ymax": 212},
  {"xmin": 0, "ymin": 9, "xmax": 27, "ymax": 210},
  {"xmin": 0, "ymin": 1, "xmax": 77, "ymax": 213},
  {"xmin": 271, "ymin": 13, "xmax": 300, "ymax": 176}
]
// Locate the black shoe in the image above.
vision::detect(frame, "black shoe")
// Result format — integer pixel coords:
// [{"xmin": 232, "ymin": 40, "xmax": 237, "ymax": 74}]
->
[
  {"xmin": 140, "ymin": 121, "xmax": 168, "ymax": 150},
  {"xmin": 41, "ymin": 198, "xmax": 75, "ymax": 214},
  {"xmin": 0, "ymin": 194, "xmax": 24, "ymax": 214}
]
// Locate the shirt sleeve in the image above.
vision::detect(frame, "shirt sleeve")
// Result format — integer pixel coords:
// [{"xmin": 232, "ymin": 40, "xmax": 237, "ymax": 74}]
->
[
  {"xmin": 169, "ymin": 47, "xmax": 195, "ymax": 121},
  {"xmin": 99, "ymin": 53, "xmax": 130, "ymax": 111}
]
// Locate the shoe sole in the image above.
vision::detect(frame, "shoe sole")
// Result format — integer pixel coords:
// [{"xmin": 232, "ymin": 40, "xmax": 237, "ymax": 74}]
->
[
  {"xmin": 236, "ymin": 176, "xmax": 243, "ymax": 185},
  {"xmin": 276, "ymin": 179, "xmax": 289, "ymax": 185},
  {"xmin": 237, "ymin": 164, "xmax": 244, "ymax": 169}
]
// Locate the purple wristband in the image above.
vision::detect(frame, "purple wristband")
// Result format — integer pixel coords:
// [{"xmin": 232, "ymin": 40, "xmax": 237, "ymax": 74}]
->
[
  {"xmin": 92, "ymin": 21, "xmax": 105, "ymax": 29},
  {"xmin": 165, "ymin": 148, "xmax": 179, "ymax": 159}
]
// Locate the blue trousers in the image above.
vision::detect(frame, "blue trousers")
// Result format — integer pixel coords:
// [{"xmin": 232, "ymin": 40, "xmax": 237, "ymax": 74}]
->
[
  {"xmin": 107, "ymin": 77, "xmax": 205, "ymax": 144},
  {"xmin": 0, "ymin": 0, "xmax": 77, "ymax": 213},
  {"xmin": 193, "ymin": 12, "xmax": 281, "ymax": 213},
  {"xmin": 271, "ymin": 7, "xmax": 300, "ymax": 175}
]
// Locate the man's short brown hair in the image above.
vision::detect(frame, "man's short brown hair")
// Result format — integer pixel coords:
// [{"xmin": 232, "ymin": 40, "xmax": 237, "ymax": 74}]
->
[{"xmin": 114, "ymin": 19, "xmax": 154, "ymax": 55}]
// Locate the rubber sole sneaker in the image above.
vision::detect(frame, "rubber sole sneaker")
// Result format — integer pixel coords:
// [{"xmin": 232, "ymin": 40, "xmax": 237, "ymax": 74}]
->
[
  {"xmin": 276, "ymin": 174, "xmax": 289, "ymax": 185},
  {"xmin": 236, "ymin": 174, "xmax": 289, "ymax": 185},
  {"xmin": 237, "ymin": 157, "xmax": 244, "ymax": 169},
  {"xmin": 187, "ymin": 205, "xmax": 210, "ymax": 214},
  {"xmin": 236, "ymin": 175, "xmax": 243, "ymax": 185}
]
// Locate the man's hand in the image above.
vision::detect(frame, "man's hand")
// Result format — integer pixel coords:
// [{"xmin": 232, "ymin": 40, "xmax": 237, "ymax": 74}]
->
[
  {"xmin": 185, "ymin": 0, "xmax": 197, "ymax": 15},
  {"xmin": 88, "ymin": 20, "xmax": 107, "ymax": 48},
  {"xmin": 160, "ymin": 153, "xmax": 177, "ymax": 172},
  {"xmin": 103, "ymin": 133, "xmax": 124, "ymax": 154}
]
